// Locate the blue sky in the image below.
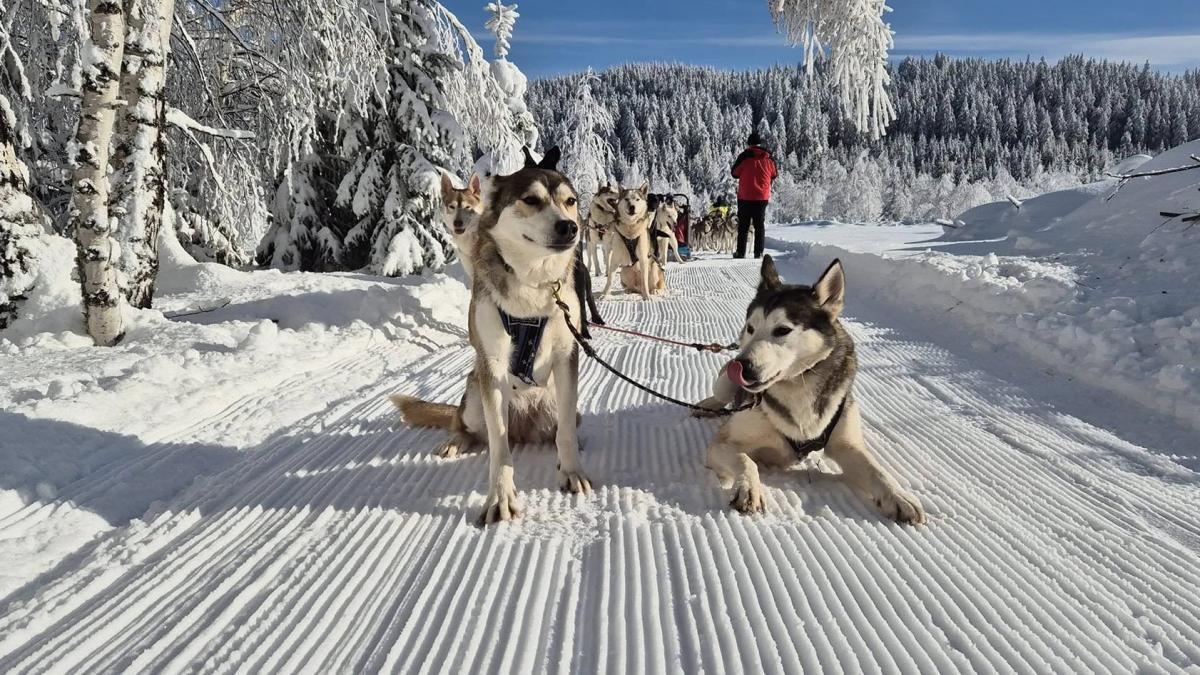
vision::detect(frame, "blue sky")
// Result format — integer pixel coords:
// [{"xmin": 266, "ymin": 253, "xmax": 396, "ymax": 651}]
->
[{"xmin": 442, "ymin": 0, "xmax": 1200, "ymax": 78}]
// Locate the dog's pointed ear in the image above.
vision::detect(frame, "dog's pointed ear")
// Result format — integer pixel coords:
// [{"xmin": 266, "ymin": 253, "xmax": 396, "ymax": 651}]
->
[
  {"xmin": 522, "ymin": 146, "xmax": 537, "ymax": 168},
  {"xmin": 538, "ymin": 146, "xmax": 561, "ymax": 170},
  {"xmin": 638, "ymin": 182, "xmax": 649, "ymax": 197},
  {"xmin": 439, "ymin": 171, "xmax": 455, "ymax": 199},
  {"xmin": 814, "ymin": 259, "xmax": 845, "ymax": 317},
  {"xmin": 759, "ymin": 255, "xmax": 782, "ymax": 292},
  {"xmin": 468, "ymin": 173, "xmax": 481, "ymax": 197}
]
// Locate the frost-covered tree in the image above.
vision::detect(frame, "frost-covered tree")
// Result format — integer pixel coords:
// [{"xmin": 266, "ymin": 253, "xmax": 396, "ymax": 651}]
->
[
  {"xmin": 71, "ymin": 0, "xmax": 128, "ymax": 345},
  {"xmin": 560, "ymin": 70, "xmax": 614, "ymax": 209},
  {"xmin": 768, "ymin": 0, "xmax": 896, "ymax": 139},
  {"xmin": 1, "ymin": 7, "xmax": 45, "ymax": 329}
]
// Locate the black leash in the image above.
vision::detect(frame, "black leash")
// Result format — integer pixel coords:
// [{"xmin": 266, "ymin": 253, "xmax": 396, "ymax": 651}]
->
[{"xmin": 551, "ymin": 282, "xmax": 757, "ymax": 417}]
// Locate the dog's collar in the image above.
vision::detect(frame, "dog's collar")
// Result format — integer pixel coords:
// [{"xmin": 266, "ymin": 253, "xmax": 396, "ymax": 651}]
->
[{"xmin": 783, "ymin": 395, "xmax": 848, "ymax": 458}]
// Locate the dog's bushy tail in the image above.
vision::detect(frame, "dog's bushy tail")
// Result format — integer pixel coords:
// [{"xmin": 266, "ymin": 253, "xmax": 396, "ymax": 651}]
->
[{"xmin": 390, "ymin": 395, "xmax": 456, "ymax": 429}]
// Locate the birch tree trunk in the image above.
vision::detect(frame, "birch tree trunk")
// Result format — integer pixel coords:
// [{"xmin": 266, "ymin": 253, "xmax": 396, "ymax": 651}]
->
[
  {"xmin": 110, "ymin": 0, "xmax": 175, "ymax": 308},
  {"xmin": 71, "ymin": 0, "xmax": 127, "ymax": 345}
]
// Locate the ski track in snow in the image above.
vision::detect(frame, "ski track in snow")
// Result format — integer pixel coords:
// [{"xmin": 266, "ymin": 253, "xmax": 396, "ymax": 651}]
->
[{"xmin": 2, "ymin": 258, "xmax": 1199, "ymax": 673}]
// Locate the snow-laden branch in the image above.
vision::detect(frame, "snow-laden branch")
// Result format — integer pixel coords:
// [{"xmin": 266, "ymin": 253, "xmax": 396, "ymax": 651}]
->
[
  {"xmin": 769, "ymin": 0, "xmax": 895, "ymax": 139},
  {"xmin": 1104, "ymin": 155, "xmax": 1200, "ymax": 201},
  {"xmin": 485, "ymin": 2, "xmax": 519, "ymax": 60},
  {"xmin": 166, "ymin": 107, "xmax": 255, "ymax": 140}
]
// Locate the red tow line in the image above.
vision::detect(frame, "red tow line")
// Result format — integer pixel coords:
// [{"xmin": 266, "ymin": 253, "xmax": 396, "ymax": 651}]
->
[{"xmin": 585, "ymin": 322, "xmax": 736, "ymax": 354}]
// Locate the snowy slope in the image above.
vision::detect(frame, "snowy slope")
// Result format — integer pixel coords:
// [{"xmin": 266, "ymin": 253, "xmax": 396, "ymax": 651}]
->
[
  {"xmin": 773, "ymin": 141, "xmax": 1200, "ymax": 429},
  {"xmin": 2, "ymin": 258, "xmax": 1198, "ymax": 672}
]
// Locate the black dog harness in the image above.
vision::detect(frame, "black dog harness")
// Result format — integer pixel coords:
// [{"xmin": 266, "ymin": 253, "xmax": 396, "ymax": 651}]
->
[
  {"xmin": 786, "ymin": 396, "xmax": 848, "ymax": 458},
  {"xmin": 618, "ymin": 232, "xmax": 640, "ymax": 263},
  {"xmin": 498, "ymin": 310, "xmax": 548, "ymax": 386}
]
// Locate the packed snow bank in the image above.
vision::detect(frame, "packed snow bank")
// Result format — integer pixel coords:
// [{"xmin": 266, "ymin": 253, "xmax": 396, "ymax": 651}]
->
[
  {"xmin": 770, "ymin": 141, "xmax": 1200, "ymax": 429},
  {"xmin": 0, "ymin": 230, "xmax": 469, "ymax": 594}
]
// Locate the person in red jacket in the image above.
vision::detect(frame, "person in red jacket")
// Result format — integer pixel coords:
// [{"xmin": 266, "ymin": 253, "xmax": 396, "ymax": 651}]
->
[{"xmin": 730, "ymin": 132, "xmax": 778, "ymax": 259}]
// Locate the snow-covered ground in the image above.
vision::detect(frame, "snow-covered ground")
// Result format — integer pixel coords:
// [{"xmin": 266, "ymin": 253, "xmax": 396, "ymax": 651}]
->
[{"xmin": 2, "ymin": 236, "xmax": 1199, "ymax": 670}]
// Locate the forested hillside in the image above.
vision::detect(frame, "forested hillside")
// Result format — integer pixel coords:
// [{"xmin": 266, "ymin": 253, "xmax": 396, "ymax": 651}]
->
[{"xmin": 531, "ymin": 57, "xmax": 1200, "ymax": 221}]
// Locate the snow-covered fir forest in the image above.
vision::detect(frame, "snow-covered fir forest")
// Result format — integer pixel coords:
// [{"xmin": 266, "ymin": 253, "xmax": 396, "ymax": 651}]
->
[{"xmin": 532, "ymin": 59, "xmax": 1200, "ymax": 222}]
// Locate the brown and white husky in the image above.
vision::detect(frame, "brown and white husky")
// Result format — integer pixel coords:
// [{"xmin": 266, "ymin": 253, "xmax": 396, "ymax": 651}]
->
[{"xmin": 439, "ymin": 172, "xmax": 484, "ymax": 278}]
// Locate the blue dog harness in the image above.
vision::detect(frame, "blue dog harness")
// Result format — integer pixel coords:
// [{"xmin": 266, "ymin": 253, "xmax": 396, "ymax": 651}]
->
[{"xmin": 498, "ymin": 310, "xmax": 549, "ymax": 385}]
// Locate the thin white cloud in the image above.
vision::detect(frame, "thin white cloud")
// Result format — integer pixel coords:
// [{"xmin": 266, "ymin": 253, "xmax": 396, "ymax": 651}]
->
[
  {"xmin": 894, "ymin": 32, "xmax": 1200, "ymax": 66},
  {"xmin": 502, "ymin": 26, "xmax": 1200, "ymax": 69}
]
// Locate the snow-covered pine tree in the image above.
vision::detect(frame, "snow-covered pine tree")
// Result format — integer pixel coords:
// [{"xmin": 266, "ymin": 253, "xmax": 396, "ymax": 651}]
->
[
  {"xmin": 768, "ymin": 0, "xmax": 896, "ymax": 139},
  {"xmin": 333, "ymin": 0, "xmax": 458, "ymax": 277},
  {"xmin": 1, "ymin": 9, "xmax": 45, "ymax": 329},
  {"xmin": 71, "ymin": 0, "xmax": 127, "ymax": 345},
  {"xmin": 261, "ymin": 154, "xmax": 344, "ymax": 272},
  {"xmin": 109, "ymin": 0, "xmax": 174, "ymax": 308},
  {"xmin": 560, "ymin": 69, "xmax": 615, "ymax": 210}
]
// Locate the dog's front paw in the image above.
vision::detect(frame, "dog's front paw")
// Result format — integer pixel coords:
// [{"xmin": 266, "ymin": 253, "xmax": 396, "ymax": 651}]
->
[
  {"xmin": 437, "ymin": 439, "xmax": 462, "ymax": 459},
  {"xmin": 558, "ymin": 468, "xmax": 592, "ymax": 494},
  {"xmin": 875, "ymin": 488, "xmax": 926, "ymax": 525},
  {"xmin": 478, "ymin": 481, "xmax": 522, "ymax": 525},
  {"xmin": 729, "ymin": 478, "xmax": 765, "ymax": 514}
]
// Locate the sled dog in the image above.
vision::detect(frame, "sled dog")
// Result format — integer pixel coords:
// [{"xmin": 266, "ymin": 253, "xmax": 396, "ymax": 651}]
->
[
  {"xmin": 439, "ymin": 172, "xmax": 484, "ymax": 279},
  {"xmin": 601, "ymin": 183, "xmax": 665, "ymax": 300},
  {"xmin": 696, "ymin": 256, "xmax": 926, "ymax": 524},
  {"xmin": 653, "ymin": 200, "xmax": 684, "ymax": 265},
  {"xmin": 393, "ymin": 147, "xmax": 592, "ymax": 525},
  {"xmin": 586, "ymin": 185, "xmax": 618, "ymax": 276}
]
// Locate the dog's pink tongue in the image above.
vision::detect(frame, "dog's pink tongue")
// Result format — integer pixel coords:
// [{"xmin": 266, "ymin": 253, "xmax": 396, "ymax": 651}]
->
[{"xmin": 726, "ymin": 360, "xmax": 748, "ymax": 388}]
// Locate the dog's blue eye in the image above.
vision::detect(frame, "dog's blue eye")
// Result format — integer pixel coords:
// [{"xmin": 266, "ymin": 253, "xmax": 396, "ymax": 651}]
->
[{"xmin": 772, "ymin": 326, "xmax": 793, "ymax": 338}]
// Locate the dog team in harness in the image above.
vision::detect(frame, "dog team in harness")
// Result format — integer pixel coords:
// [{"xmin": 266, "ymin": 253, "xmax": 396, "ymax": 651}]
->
[{"xmin": 397, "ymin": 137, "xmax": 926, "ymax": 527}]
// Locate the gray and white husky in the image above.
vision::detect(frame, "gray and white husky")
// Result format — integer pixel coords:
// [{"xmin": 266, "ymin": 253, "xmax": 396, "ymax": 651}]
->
[
  {"xmin": 697, "ymin": 256, "xmax": 926, "ymax": 524},
  {"xmin": 392, "ymin": 147, "xmax": 592, "ymax": 525}
]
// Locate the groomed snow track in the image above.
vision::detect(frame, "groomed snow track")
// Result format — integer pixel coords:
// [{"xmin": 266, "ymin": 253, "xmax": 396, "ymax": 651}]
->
[{"xmin": 2, "ymin": 256, "xmax": 1198, "ymax": 673}]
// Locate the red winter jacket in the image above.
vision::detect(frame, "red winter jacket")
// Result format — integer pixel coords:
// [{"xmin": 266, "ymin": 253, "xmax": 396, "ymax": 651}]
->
[{"xmin": 731, "ymin": 146, "xmax": 778, "ymax": 201}]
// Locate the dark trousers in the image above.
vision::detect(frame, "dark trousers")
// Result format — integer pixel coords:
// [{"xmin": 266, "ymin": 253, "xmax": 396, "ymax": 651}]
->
[{"xmin": 735, "ymin": 200, "xmax": 768, "ymax": 259}]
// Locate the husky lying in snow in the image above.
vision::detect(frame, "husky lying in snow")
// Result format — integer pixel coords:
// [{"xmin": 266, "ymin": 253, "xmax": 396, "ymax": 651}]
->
[
  {"xmin": 601, "ymin": 183, "xmax": 666, "ymax": 300},
  {"xmin": 696, "ymin": 256, "xmax": 926, "ymax": 524},
  {"xmin": 393, "ymin": 147, "xmax": 592, "ymax": 525},
  {"xmin": 439, "ymin": 172, "xmax": 484, "ymax": 279},
  {"xmin": 585, "ymin": 185, "xmax": 618, "ymax": 277}
]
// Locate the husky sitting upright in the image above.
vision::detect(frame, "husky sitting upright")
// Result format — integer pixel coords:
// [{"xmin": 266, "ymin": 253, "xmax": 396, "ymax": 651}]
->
[
  {"xmin": 653, "ymin": 200, "xmax": 684, "ymax": 265},
  {"xmin": 601, "ymin": 183, "xmax": 665, "ymax": 300},
  {"xmin": 697, "ymin": 256, "xmax": 926, "ymax": 524},
  {"xmin": 439, "ymin": 172, "xmax": 484, "ymax": 278},
  {"xmin": 586, "ymin": 185, "xmax": 618, "ymax": 276},
  {"xmin": 393, "ymin": 147, "xmax": 591, "ymax": 525}
]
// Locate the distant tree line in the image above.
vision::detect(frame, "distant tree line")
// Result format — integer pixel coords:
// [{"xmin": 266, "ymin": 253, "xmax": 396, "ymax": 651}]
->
[{"xmin": 529, "ymin": 56, "xmax": 1200, "ymax": 222}]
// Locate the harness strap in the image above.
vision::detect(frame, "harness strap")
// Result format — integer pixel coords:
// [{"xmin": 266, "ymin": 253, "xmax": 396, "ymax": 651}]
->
[
  {"xmin": 786, "ymin": 396, "xmax": 848, "ymax": 457},
  {"xmin": 619, "ymin": 233, "xmax": 640, "ymax": 263},
  {"xmin": 498, "ymin": 310, "xmax": 549, "ymax": 385}
]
